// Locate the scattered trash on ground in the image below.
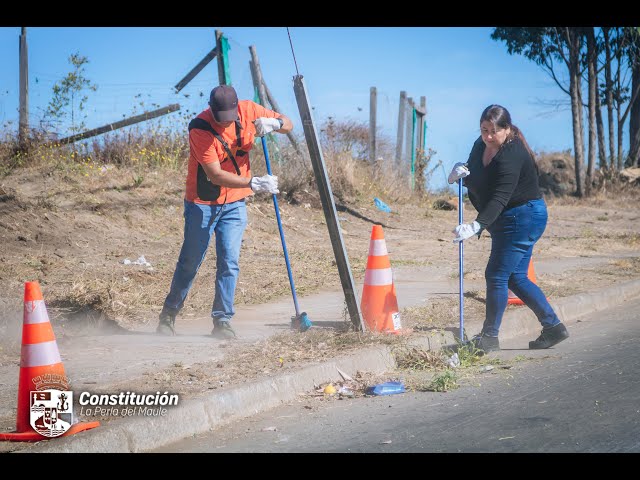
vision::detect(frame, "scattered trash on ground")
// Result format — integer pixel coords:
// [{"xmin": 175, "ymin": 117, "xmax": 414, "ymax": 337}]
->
[
  {"xmin": 336, "ymin": 367, "xmax": 353, "ymax": 382},
  {"xmin": 447, "ymin": 353, "xmax": 460, "ymax": 368},
  {"xmin": 122, "ymin": 255, "xmax": 152, "ymax": 268},
  {"xmin": 374, "ymin": 197, "xmax": 392, "ymax": 213},
  {"xmin": 323, "ymin": 384, "xmax": 337, "ymax": 395},
  {"xmin": 479, "ymin": 365, "xmax": 495, "ymax": 373},
  {"xmin": 366, "ymin": 381, "xmax": 406, "ymax": 396},
  {"xmin": 337, "ymin": 386, "xmax": 354, "ymax": 397}
]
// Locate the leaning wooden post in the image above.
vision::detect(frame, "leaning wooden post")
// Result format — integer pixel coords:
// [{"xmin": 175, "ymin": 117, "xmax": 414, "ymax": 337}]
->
[
  {"xmin": 293, "ymin": 75, "xmax": 364, "ymax": 331},
  {"xmin": 248, "ymin": 46, "xmax": 267, "ymax": 106},
  {"xmin": 263, "ymin": 80, "xmax": 303, "ymax": 157},
  {"xmin": 249, "ymin": 45, "xmax": 280, "ymax": 164},
  {"xmin": 248, "ymin": 59, "xmax": 261, "ymax": 105},
  {"xmin": 395, "ymin": 91, "xmax": 407, "ymax": 165},
  {"xmin": 174, "ymin": 48, "xmax": 217, "ymax": 93},
  {"xmin": 42, "ymin": 104, "xmax": 180, "ymax": 148},
  {"xmin": 369, "ymin": 86, "xmax": 377, "ymax": 164}
]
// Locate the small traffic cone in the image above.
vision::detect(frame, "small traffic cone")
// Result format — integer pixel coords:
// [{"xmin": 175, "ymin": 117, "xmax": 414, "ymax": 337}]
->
[
  {"xmin": 507, "ymin": 258, "xmax": 538, "ymax": 306},
  {"xmin": 360, "ymin": 225, "xmax": 404, "ymax": 334},
  {"xmin": 0, "ymin": 281, "xmax": 100, "ymax": 442}
]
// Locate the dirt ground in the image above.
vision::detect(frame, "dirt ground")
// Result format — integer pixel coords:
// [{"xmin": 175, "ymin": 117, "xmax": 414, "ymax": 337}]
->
[{"xmin": 1, "ymin": 164, "xmax": 640, "ymax": 426}]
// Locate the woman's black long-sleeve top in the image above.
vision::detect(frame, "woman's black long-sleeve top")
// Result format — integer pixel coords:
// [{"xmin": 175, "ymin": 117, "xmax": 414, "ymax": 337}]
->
[{"xmin": 463, "ymin": 135, "xmax": 542, "ymax": 229}]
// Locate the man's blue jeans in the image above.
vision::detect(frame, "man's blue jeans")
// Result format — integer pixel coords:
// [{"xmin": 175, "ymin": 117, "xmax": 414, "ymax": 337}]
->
[
  {"xmin": 163, "ymin": 199, "xmax": 247, "ymax": 323},
  {"xmin": 482, "ymin": 198, "xmax": 560, "ymax": 337}
]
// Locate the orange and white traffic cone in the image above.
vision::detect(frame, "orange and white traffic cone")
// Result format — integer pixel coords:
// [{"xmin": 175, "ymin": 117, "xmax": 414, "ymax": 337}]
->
[
  {"xmin": 360, "ymin": 225, "xmax": 404, "ymax": 334},
  {"xmin": 507, "ymin": 258, "xmax": 538, "ymax": 306},
  {"xmin": 0, "ymin": 281, "xmax": 100, "ymax": 441}
]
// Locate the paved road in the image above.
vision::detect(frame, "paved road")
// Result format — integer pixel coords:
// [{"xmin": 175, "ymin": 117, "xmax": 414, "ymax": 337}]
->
[{"xmin": 155, "ymin": 296, "xmax": 640, "ymax": 453}]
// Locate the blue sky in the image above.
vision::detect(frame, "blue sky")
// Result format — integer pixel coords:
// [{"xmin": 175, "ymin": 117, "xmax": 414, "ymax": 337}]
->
[{"xmin": 0, "ymin": 27, "xmax": 575, "ymax": 190}]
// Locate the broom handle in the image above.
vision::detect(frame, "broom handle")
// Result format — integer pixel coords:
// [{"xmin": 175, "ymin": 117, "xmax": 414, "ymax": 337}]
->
[{"xmin": 261, "ymin": 136, "xmax": 300, "ymax": 316}]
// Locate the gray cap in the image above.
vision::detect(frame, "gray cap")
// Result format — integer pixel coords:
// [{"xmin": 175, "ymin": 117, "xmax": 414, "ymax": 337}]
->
[{"xmin": 209, "ymin": 85, "xmax": 239, "ymax": 122}]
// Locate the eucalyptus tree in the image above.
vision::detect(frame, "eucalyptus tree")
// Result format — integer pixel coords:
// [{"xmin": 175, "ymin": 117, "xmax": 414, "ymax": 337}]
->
[{"xmin": 491, "ymin": 27, "xmax": 586, "ymax": 197}]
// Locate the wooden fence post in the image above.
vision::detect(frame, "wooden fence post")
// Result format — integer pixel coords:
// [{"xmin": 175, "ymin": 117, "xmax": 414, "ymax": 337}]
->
[
  {"xmin": 19, "ymin": 27, "xmax": 29, "ymax": 149},
  {"xmin": 369, "ymin": 86, "xmax": 377, "ymax": 164},
  {"xmin": 395, "ymin": 91, "xmax": 406, "ymax": 164},
  {"xmin": 405, "ymin": 97, "xmax": 413, "ymax": 168},
  {"xmin": 416, "ymin": 96, "xmax": 425, "ymax": 151}
]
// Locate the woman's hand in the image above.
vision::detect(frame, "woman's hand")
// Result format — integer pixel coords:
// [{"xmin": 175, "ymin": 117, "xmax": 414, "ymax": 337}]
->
[{"xmin": 453, "ymin": 221, "xmax": 481, "ymax": 243}]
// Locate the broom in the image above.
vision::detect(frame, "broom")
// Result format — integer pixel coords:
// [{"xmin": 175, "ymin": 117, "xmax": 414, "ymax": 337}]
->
[{"xmin": 260, "ymin": 135, "xmax": 312, "ymax": 332}]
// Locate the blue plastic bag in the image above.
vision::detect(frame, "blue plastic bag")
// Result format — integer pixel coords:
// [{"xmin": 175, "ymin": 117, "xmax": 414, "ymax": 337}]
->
[
  {"xmin": 373, "ymin": 197, "xmax": 392, "ymax": 213},
  {"xmin": 366, "ymin": 381, "xmax": 405, "ymax": 396}
]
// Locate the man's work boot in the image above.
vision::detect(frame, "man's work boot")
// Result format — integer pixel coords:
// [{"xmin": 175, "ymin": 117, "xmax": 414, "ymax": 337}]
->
[
  {"xmin": 156, "ymin": 309, "xmax": 176, "ymax": 336},
  {"xmin": 466, "ymin": 333, "xmax": 500, "ymax": 355},
  {"xmin": 529, "ymin": 322, "xmax": 569, "ymax": 349},
  {"xmin": 211, "ymin": 320, "xmax": 236, "ymax": 340}
]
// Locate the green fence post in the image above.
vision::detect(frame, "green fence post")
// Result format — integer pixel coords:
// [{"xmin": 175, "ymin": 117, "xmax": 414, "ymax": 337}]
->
[{"xmin": 410, "ymin": 108, "xmax": 417, "ymax": 190}]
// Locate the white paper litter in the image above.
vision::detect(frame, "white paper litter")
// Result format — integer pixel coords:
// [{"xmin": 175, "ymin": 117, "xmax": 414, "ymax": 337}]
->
[{"xmin": 122, "ymin": 255, "xmax": 152, "ymax": 267}]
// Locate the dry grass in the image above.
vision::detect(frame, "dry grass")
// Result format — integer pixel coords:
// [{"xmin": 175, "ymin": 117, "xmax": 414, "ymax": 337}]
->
[
  {"xmin": 394, "ymin": 346, "xmax": 449, "ymax": 370},
  {"xmin": 0, "ymin": 117, "xmax": 448, "ymax": 328}
]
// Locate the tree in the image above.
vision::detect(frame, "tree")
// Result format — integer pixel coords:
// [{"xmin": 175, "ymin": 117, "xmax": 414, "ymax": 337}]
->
[
  {"xmin": 45, "ymin": 52, "xmax": 97, "ymax": 135},
  {"xmin": 585, "ymin": 28, "xmax": 597, "ymax": 194},
  {"xmin": 491, "ymin": 27, "xmax": 586, "ymax": 197},
  {"xmin": 626, "ymin": 28, "xmax": 640, "ymax": 166},
  {"xmin": 602, "ymin": 27, "xmax": 616, "ymax": 168},
  {"xmin": 609, "ymin": 28, "xmax": 640, "ymax": 169}
]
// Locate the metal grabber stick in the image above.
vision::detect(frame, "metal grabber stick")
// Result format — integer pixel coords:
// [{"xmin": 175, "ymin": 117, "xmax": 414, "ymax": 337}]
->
[
  {"xmin": 260, "ymin": 136, "xmax": 312, "ymax": 332},
  {"xmin": 458, "ymin": 177, "xmax": 465, "ymax": 343}
]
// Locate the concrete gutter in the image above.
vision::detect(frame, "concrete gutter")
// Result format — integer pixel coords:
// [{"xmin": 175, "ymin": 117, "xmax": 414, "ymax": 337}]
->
[{"xmin": 20, "ymin": 278, "xmax": 640, "ymax": 453}]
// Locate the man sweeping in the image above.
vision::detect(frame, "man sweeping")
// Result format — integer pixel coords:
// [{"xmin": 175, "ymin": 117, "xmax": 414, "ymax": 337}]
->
[{"xmin": 157, "ymin": 85, "xmax": 293, "ymax": 339}]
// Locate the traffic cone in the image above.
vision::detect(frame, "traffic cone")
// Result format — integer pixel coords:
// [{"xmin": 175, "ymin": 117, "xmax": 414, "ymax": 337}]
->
[
  {"xmin": 507, "ymin": 258, "xmax": 538, "ymax": 306},
  {"xmin": 0, "ymin": 281, "xmax": 100, "ymax": 442},
  {"xmin": 360, "ymin": 225, "xmax": 404, "ymax": 334}
]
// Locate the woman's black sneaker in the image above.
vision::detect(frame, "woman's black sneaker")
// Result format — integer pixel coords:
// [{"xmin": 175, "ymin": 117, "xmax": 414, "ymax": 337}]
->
[
  {"xmin": 529, "ymin": 322, "xmax": 569, "ymax": 349},
  {"xmin": 467, "ymin": 333, "xmax": 500, "ymax": 354}
]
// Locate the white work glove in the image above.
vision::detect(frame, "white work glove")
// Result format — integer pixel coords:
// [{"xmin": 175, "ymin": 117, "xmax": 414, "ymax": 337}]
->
[
  {"xmin": 448, "ymin": 162, "xmax": 470, "ymax": 184},
  {"xmin": 254, "ymin": 117, "xmax": 282, "ymax": 137},
  {"xmin": 453, "ymin": 221, "xmax": 481, "ymax": 243},
  {"xmin": 250, "ymin": 174, "xmax": 279, "ymax": 194}
]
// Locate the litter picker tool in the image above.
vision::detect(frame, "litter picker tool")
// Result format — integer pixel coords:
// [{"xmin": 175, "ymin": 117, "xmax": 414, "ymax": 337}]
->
[
  {"xmin": 260, "ymin": 136, "xmax": 312, "ymax": 332},
  {"xmin": 458, "ymin": 177, "xmax": 466, "ymax": 343}
]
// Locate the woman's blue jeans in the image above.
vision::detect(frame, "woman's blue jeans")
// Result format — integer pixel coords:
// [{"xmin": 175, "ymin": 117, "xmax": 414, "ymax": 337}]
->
[
  {"xmin": 482, "ymin": 198, "xmax": 560, "ymax": 337},
  {"xmin": 163, "ymin": 199, "xmax": 247, "ymax": 323}
]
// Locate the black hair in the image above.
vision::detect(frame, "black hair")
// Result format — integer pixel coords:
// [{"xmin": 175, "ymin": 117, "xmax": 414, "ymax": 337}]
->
[{"xmin": 480, "ymin": 104, "xmax": 536, "ymax": 162}]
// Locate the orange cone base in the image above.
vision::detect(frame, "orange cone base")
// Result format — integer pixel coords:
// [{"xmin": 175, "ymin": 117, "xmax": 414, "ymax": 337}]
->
[
  {"xmin": 0, "ymin": 420, "xmax": 100, "ymax": 442},
  {"xmin": 507, "ymin": 297, "xmax": 525, "ymax": 306}
]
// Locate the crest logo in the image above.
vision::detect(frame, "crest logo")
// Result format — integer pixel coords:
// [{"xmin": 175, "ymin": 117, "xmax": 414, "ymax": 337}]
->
[{"xmin": 30, "ymin": 389, "xmax": 73, "ymax": 438}]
